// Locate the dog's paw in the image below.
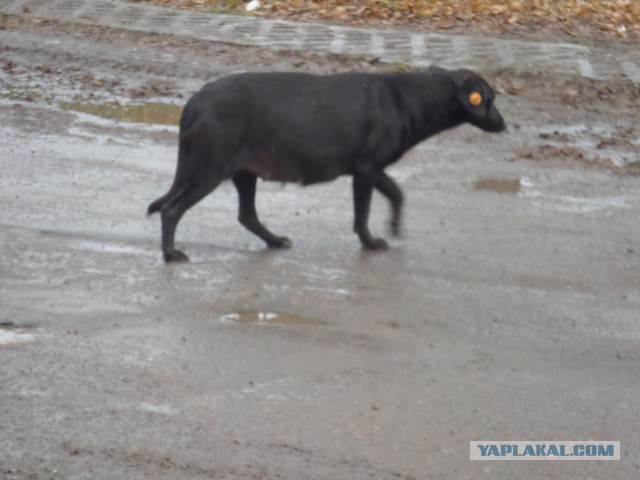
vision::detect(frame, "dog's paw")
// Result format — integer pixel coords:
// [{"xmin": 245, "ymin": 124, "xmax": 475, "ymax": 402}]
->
[
  {"xmin": 163, "ymin": 249, "xmax": 190, "ymax": 263},
  {"xmin": 267, "ymin": 236, "xmax": 292, "ymax": 249},
  {"xmin": 362, "ymin": 237, "xmax": 389, "ymax": 250}
]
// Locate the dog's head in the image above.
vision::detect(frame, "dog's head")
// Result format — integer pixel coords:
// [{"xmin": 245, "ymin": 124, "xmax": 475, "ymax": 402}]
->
[{"xmin": 451, "ymin": 69, "xmax": 506, "ymax": 133}]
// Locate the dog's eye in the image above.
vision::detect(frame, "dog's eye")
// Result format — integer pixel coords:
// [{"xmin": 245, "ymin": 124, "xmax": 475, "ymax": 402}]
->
[{"xmin": 469, "ymin": 92, "xmax": 483, "ymax": 106}]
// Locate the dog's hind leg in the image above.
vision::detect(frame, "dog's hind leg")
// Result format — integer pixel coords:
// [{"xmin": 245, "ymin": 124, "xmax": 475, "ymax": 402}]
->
[
  {"xmin": 232, "ymin": 170, "xmax": 292, "ymax": 248},
  {"xmin": 353, "ymin": 168, "xmax": 388, "ymax": 250},
  {"xmin": 160, "ymin": 174, "xmax": 223, "ymax": 263},
  {"xmin": 375, "ymin": 171, "xmax": 404, "ymax": 236}
]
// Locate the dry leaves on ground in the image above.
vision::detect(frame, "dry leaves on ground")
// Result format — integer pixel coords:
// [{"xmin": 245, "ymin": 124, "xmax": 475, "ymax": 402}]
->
[{"xmin": 129, "ymin": 0, "xmax": 640, "ymax": 40}]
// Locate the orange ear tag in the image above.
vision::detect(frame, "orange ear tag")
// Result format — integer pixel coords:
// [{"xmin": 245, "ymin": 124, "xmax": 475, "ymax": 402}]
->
[{"xmin": 469, "ymin": 92, "xmax": 482, "ymax": 106}]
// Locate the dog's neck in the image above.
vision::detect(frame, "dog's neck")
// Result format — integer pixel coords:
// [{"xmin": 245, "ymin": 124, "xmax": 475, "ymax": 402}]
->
[{"xmin": 389, "ymin": 73, "xmax": 465, "ymax": 150}]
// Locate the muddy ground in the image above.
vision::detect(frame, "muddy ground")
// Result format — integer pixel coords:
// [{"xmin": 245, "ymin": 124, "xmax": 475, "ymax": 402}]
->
[{"xmin": 1, "ymin": 13, "xmax": 640, "ymax": 480}]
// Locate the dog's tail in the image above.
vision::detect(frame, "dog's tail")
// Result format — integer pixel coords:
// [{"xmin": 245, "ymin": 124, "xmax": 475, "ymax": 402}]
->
[
  {"xmin": 147, "ymin": 194, "xmax": 168, "ymax": 216},
  {"xmin": 148, "ymin": 146, "xmax": 187, "ymax": 216},
  {"xmin": 147, "ymin": 184, "xmax": 179, "ymax": 216}
]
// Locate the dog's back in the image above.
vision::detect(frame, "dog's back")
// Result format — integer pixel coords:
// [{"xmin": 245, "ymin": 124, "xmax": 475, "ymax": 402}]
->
[{"xmin": 181, "ymin": 73, "xmax": 382, "ymax": 184}]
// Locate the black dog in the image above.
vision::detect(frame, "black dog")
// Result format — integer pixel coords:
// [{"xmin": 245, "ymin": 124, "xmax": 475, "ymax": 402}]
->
[{"xmin": 148, "ymin": 66, "xmax": 506, "ymax": 262}]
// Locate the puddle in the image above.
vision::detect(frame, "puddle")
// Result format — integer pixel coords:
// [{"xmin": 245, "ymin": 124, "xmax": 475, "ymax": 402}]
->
[
  {"xmin": 0, "ymin": 322, "xmax": 37, "ymax": 345},
  {"xmin": 138, "ymin": 402, "xmax": 178, "ymax": 415},
  {"xmin": 1, "ymin": 85, "xmax": 182, "ymax": 126},
  {"xmin": 473, "ymin": 177, "xmax": 521, "ymax": 194},
  {"xmin": 74, "ymin": 240, "xmax": 151, "ymax": 256},
  {"xmin": 219, "ymin": 311, "xmax": 325, "ymax": 326},
  {"xmin": 58, "ymin": 101, "xmax": 182, "ymax": 125}
]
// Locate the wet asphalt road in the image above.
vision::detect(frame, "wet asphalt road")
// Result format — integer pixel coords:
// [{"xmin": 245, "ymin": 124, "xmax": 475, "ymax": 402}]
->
[{"xmin": 1, "ymin": 14, "xmax": 640, "ymax": 480}]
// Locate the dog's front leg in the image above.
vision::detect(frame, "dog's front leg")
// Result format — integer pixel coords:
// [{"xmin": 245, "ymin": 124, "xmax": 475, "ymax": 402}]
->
[
  {"xmin": 353, "ymin": 168, "xmax": 388, "ymax": 250},
  {"xmin": 375, "ymin": 171, "xmax": 404, "ymax": 236}
]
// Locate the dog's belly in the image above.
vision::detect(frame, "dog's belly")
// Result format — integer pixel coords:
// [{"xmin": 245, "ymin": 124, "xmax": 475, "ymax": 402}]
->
[{"xmin": 242, "ymin": 150, "xmax": 347, "ymax": 185}]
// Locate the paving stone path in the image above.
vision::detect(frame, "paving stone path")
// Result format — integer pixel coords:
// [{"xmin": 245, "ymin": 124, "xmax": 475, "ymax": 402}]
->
[{"xmin": 1, "ymin": 0, "xmax": 639, "ymax": 82}]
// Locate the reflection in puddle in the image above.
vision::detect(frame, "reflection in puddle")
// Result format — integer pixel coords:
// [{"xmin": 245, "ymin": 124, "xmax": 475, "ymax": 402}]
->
[
  {"xmin": 59, "ymin": 101, "xmax": 182, "ymax": 125},
  {"xmin": 220, "ymin": 311, "xmax": 325, "ymax": 326},
  {"xmin": 473, "ymin": 177, "xmax": 521, "ymax": 194},
  {"xmin": 0, "ymin": 323, "xmax": 37, "ymax": 345},
  {"xmin": 138, "ymin": 403, "xmax": 178, "ymax": 415}
]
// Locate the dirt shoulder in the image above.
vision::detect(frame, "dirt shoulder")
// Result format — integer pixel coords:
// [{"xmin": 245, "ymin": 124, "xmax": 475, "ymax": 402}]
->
[{"xmin": 3, "ymin": 12, "xmax": 639, "ymax": 172}]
